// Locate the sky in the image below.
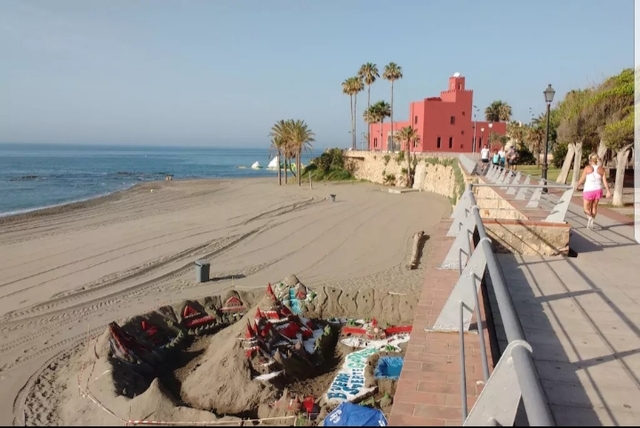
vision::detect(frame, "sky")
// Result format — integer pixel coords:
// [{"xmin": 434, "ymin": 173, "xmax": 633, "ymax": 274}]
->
[{"xmin": 0, "ymin": 0, "xmax": 634, "ymax": 148}]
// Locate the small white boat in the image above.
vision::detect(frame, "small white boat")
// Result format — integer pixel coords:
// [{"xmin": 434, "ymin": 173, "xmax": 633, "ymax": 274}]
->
[
  {"xmin": 267, "ymin": 157, "xmax": 279, "ymax": 170},
  {"xmin": 251, "ymin": 161, "xmax": 262, "ymax": 170}
]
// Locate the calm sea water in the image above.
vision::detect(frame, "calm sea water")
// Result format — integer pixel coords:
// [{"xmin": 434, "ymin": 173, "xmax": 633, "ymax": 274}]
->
[{"xmin": 0, "ymin": 144, "xmax": 315, "ymax": 216}]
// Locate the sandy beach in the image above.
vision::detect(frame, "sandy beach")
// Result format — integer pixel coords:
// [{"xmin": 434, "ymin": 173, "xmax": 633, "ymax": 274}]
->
[{"xmin": 0, "ymin": 177, "xmax": 449, "ymax": 425}]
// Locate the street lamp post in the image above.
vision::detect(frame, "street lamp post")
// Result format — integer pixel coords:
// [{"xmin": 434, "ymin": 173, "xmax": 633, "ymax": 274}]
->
[
  {"xmin": 472, "ymin": 105, "xmax": 480, "ymax": 153},
  {"xmin": 542, "ymin": 84, "xmax": 556, "ymax": 193},
  {"xmin": 472, "ymin": 121, "xmax": 477, "ymax": 153},
  {"xmin": 488, "ymin": 122, "xmax": 493, "ymax": 149},
  {"xmin": 480, "ymin": 127, "xmax": 485, "ymax": 150}
]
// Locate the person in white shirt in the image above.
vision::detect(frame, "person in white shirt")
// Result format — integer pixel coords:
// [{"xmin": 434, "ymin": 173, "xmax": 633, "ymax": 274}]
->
[
  {"xmin": 577, "ymin": 153, "xmax": 612, "ymax": 229},
  {"xmin": 498, "ymin": 147, "xmax": 506, "ymax": 167},
  {"xmin": 480, "ymin": 145, "xmax": 490, "ymax": 163}
]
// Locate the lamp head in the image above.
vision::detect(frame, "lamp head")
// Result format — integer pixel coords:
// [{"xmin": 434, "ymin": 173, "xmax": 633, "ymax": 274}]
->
[
  {"xmin": 481, "ymin": 127, "xmax": 485, "ymax": 132},
  {"xmin": 544, "ymin": 84, "xmax": 556, "ymax": 104},
  {"xmin": 488, "ymin": 123, "xmax": 493, "ymax": 129}
]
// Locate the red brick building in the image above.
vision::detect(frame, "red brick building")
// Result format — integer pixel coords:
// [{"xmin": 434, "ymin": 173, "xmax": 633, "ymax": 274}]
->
[{"xmin": 368, "ymin": 73, "xmax": 507, "ymax": 153}]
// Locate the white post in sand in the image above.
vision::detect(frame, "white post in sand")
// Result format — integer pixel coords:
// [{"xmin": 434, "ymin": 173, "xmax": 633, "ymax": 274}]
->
[{"xmin": 309, "ymin": 172, "xmax": 313, "ymax": 190}]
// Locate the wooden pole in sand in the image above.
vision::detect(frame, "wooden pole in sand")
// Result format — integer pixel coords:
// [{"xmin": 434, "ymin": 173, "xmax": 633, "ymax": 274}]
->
[
  {"xmin": 309, "ymin": 172, "xmax": 313, "ymax": 190},
  {"xmin": 406, "ymin": 231, "xmax": 425, "ymax": 270}
]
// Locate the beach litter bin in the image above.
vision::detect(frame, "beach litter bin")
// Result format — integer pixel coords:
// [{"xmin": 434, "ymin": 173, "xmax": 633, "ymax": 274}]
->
[
  {"xmin": 329, "ymin": 194, "xmax": 336, "ymax": 202},
  {"xmin": 195, "ymin": 259, "xmax": 210, "ymax": 283}
]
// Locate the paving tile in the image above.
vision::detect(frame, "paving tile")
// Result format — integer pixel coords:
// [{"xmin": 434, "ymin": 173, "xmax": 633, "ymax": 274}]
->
[
  {"xmin": 495, "ymin": 195, "xmax": 640, "ymax": 426},
  {"xmin": 391, "ymin": 220, "xmax": 494, "ymax": 426}
]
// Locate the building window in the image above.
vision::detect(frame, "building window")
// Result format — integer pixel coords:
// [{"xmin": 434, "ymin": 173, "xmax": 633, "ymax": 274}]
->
[
  {"xmin": 414, "ymin": 115, "xmax": 418, "ymax": 124},
  {"xmin": 462, "ymin": 111, "xmax": 466, "ymax": 116},
  {"xmin": 461, "ymin": 130, "xmax": 465, "ymax": 135},
  {"xmin": 436, "ymin": 137, "xmax": 441, "ymax": 149},
  {"xmin": 479, "ymin": 137, "xmax": 483, "ymax": 147},
  {"xmin": 460, "ymin": 144, "xmax": 464, "ymax": 149},
  {"xmin": 413, "ymin": 139, "xmax": 419, "ymax": 148},
  {"xmin": 448, "ymin": 137, "xmax": 453, "ymax": 149},
  {"xmin": 457, "ymin": 84, "xmax": 461, "ymax": 90},
  {"xmin": 450, "ymin": 116, "xmax": 455, "ymax": 125},
  {"xmin": 373, "ymin": 138, "xmax": 378, "ymax": 148}
]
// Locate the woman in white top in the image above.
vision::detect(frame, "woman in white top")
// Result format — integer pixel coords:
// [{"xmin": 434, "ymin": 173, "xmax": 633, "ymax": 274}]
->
[{"xmin": 577, "ymin": 153, "xmax": 611, "ymax": 229}]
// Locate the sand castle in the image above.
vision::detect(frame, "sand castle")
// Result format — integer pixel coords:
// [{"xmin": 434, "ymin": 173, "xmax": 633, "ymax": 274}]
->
[
  {"xmin": 243, "ymin": 283, "xmax": 335, "ymax": 380},
  {"xmin": 62, "ymin": 276, "xmax": 416, "ymax": 425}
]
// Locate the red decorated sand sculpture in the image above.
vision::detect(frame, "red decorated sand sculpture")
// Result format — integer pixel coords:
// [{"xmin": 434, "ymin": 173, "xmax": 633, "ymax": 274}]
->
[
  {"xmin": 341, "ymin": 317, "xmax": 412, "ymax": 339},
  {"xmin": 242, "ymin": 283, "xmax": 334, "ymax": 378},
  {"xmin": 105, "ymin": 291, "xmax": 248, "ymax": 367}
]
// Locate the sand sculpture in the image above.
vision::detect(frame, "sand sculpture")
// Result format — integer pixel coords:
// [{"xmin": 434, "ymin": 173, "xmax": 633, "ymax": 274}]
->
[
  {"xmin": 72, "ymin": 276, "xmax": 415, "ymax": 425},
  {"xmin": 243, "ymin": 283, "xmax": 336, "ymax": 380}
]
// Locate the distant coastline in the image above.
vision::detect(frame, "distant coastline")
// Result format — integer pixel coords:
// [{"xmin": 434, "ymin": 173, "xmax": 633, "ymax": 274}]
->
[
  {"xmin": 0, "ymin": 144, "xmax": 311, "ymax": 217},
  {"xmin": 0, "ymin": 177, "xmax": 269, "ymax": 224},
  {"xmin": 0, "ymin": 183, "xmax": 135, "ymax": 220}
]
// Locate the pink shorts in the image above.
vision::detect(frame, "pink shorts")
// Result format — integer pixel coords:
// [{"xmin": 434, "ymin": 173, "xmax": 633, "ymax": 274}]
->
[{"xmin": 583, "ymin": 189, "xmax": 603, "ymax": 201}]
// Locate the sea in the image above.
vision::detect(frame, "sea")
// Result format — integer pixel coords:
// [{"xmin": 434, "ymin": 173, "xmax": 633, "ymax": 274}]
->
[{"xmin": 0, "ymin": 143, "xmax": 316, "ymax": 217}]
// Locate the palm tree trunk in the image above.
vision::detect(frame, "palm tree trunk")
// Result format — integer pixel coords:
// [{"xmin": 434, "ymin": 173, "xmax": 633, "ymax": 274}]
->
[
  {"xmin": 353, "ymin": 94, "xmax": 358, "ymax": 150},
  {"xmin": 379, "ymin": 119, "xmax": 384, "ymax": 152},
  {"xmin": 284, "ymin": 157, "xmax": 288, "ymax": 184},
  {"xmin": 277, "ymin": 150, "xmax": 281, "ymax": 186},
  {"xmin": 297, "ymin": 151, "xmax": 302, "ymax": 186},
  {"xmin": 390, "ymin": 81, "xmax": 394, "ymax": 152},
  {"xmin": 366, "ymin": 85, "xmax": 371, "ymax": 152},
  {"xmin": 349, "ymin": 95, "xmax": 354, "ymax": 150},
  {"xmin": 405, "ymin": 140, "xmax": 411, "ymax": 188}
]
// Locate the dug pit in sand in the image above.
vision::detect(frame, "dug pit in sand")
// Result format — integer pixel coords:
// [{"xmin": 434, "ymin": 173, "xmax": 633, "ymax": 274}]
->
[{"xmin": 60, "ymin": 275, "xmax": 416, "ymax": 426}]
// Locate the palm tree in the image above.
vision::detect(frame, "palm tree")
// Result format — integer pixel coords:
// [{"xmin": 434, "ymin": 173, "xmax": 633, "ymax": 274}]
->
[
  {"xmin": 342, "ymin": 77, "xmax": 364, "ymax": 150},
  {"xmin": 286, "ymin": 119, "xmax": 315, "ymax": 186},
  {"xmin": 351, "ymin": 77, "xmax": 364, "ymax": 150},
  {"xmin": 363, "ymin": 107, "xmax": 381, "ymax": 150},
  {"xmin": 342, "ymin": 78, "xmax": 355, "ymax": 151},
  {"xmin": 269, "ymin": 120, "xmax": 291, "ymax": 184},
  {"xmin": 526, "ymin": 124, "xmax": 545, "ymax": 166},
  {"xmin": 484, "ymin": 100, "xmax": 512, "ymax": 122},
  {"xmin": 358, "ymin": 63, "xmax": 380, "ymax": 118},
  {"xmin": 383, "ymin": 63, "xmax": 403, "ymax": 152},
  {"xmin": 394, "ymin": 125, "xmax": 420, "ymax": 187},
  {"xmin": 269, "ymin": 136, "xmax": 285, "ymax": 185},
  {"xmin": 365, "ymin": 101, "xmax": 391, "ymax": 151}
]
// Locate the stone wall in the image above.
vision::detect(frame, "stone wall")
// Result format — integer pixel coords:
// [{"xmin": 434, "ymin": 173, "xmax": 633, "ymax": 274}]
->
[
  {"xmin": 473, "ymin": 186, "xmax": 528, "ymax": 221},
  {"xmin": 344, "ymin": 151, "xmax": 467, "ymax": 202},
  {"xmin": 483, "ymin": 219, "xmax": 571, "ymax": 256}
]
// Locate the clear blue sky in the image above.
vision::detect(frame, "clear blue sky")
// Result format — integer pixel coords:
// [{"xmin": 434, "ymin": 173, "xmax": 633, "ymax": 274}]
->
[{"xmin": 0, "ymin": 0, "xmax": 633, "ymax": 148}]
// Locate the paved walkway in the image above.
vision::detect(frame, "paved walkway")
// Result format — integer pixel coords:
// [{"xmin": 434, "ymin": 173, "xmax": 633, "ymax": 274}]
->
[
  {"xmin": 495, "ymin": 190, "xmax": 640, "ymax": 425},
  {"xmin": 388, "ymin": 221, "xmax": 493, "ymax": 426}
]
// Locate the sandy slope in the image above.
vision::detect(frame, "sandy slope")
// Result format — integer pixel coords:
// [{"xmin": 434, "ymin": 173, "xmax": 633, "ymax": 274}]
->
[{"xmin": 0, "ymin": 177, "xmax": 449, "ymax": 425}]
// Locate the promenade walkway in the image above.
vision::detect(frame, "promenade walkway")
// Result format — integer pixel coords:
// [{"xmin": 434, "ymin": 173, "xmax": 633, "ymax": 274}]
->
[
  {"xmin": 389, "ymin": 156, "xmax": 638, "ymax": 425},
  {"xmin": 493, "ymin": 184, "xmax": 640, "ymax": 425},
  {"xmin": 387, "ymin": 220, "xmax": 492, "ymax": 426}
]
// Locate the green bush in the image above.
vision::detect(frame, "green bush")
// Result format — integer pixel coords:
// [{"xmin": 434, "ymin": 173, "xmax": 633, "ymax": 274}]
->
[
  {"xmin": 552, "ymin": 143, "xmax": 568, "ymax": 168},
  {"xmin": 516, "ymin": 144, "xmax": 536, "ymax": 165},
  {"xmin": 302, "ymin": 148, "xmax": 353, "ymax": 181}
]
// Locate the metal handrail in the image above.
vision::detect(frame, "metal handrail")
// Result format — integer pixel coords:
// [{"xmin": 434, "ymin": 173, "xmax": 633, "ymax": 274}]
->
[
  {"xmin": 473, "ymin": 183, "xmax": 571, "ymax": 189},
  {"xmin": 461, "ymin": 159, "xmax": 575, "ymax": 224},
  {"xmin": 466, "ymin": 183, "xmax": 555, "ymax": 426}
]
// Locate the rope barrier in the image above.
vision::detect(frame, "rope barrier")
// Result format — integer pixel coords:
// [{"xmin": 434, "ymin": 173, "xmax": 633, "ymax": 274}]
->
[
  {"xmin": 77, "ymin": 357, "xmax": 299, "ymax": 426},
  {"xmin": 125, "ymin": 415, "xmax": 297, "ymax": 426},
  {"xmin": 77, "ymin": 362, "xmax": 128, "ymax": 424}
]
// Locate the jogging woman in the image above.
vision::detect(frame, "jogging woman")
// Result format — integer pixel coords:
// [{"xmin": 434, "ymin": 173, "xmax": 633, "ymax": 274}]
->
[{"xmin": 577, "ymin": 153, "xmax": 611, "ymax": 229}]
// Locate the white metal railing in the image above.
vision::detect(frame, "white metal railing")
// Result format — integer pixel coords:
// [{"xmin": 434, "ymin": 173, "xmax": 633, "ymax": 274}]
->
[
  {"xmin": 428, "ymin": 184, "xmax": 555, "ymax": 426},
  {"xmin": 458, "ymin": 155, "xmax": 575, "ymax": 223}
]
